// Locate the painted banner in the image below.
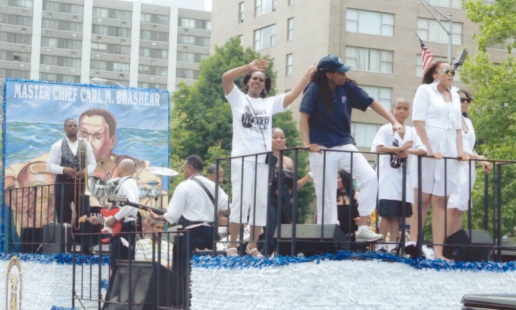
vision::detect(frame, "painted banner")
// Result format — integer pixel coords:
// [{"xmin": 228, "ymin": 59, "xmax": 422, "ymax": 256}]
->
[{"xmin": 2, "ymin": 79, "xmax": 171, "ymax": 250}]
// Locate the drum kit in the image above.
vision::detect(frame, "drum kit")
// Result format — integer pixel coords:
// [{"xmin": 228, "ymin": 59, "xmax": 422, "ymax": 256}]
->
[{"xmin": 90, "ymin": 166, "xmax": 179, "ymax": 207}]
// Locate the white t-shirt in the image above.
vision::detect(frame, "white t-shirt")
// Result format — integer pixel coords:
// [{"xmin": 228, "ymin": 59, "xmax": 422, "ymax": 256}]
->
[
  {"xmin": 225, "ymin": 85, "xmax": 287, "ymax": 161},
  {"xmin": 164, "ymin": 175, "xmax": 229, "ymax": 224},
  {"xmin": 371, "ymin": 124, "xmax": 427, "ymax": 203}
]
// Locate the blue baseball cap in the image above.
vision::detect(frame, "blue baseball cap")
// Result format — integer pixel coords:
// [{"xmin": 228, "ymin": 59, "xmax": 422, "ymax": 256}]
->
[{"xmin": 317, "ymin": 54, "xmax": 351, "ymax": 73}]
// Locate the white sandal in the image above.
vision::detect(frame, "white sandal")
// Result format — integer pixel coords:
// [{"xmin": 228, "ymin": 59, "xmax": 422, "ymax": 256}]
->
[
  {"xmin": 245, "ymin": 246, "xmax": 264, "ymax": 258},
  {"xmin": 226, "ymin": 247, "xmax": 238, "ymax": 257}
]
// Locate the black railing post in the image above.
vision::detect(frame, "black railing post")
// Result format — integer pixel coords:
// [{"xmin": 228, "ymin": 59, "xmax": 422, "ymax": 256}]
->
[{"xmin": 417, "ymin": 155, "xmax": 423, "ymax": 258}]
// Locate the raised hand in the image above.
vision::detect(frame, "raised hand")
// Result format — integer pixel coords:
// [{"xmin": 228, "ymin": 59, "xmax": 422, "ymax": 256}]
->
[{"xmin": 248, "ymin": 59, "xmax": 269, "ymax": 71}]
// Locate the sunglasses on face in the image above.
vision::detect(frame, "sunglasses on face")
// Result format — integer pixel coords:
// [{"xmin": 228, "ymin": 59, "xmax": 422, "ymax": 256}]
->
[
  {"xmin": 251, "ymin": 76, "xmax": 265, "ymax": 82},
  {"xmin": 441, "ymin": 68, "xmax": 456, "ymax": 76},
  {"xmin": 460, "ymin": 97, "xmax": 471, "ymax": 103}
]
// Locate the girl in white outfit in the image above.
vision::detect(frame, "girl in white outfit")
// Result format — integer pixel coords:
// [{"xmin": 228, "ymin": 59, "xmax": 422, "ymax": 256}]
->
[
  {"xmin": 447, "ymin": 90, "xmax": 491, "ymax": 237},
  {"xmin": 409, "ymin": 61, "xmax": 467, "ymax": 260}
]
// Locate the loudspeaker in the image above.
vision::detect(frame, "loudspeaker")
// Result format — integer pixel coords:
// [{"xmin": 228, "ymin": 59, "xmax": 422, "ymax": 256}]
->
[
  {"xmin": 443, "ymin": 229, "xmax": 493, "ymax": 262},
  {"xmin": 42, "ymin": 223, "xmax": 72, "ymax": 254},
  {"xmin": 274, "ymin": 224, "xmax": 349, "ymax": 256},
  {"xmin": 103, "ymin": 261, "xmax": 182, "ymax": 310},
  {"xmin": 21, "ymin": 227, "xmax": 42, "ymax": 253}
]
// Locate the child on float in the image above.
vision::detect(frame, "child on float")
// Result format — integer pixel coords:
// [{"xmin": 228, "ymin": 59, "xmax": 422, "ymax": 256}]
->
[{"xmin": 371, "ymin": 98, "xmax": 427, "ymax": 252}]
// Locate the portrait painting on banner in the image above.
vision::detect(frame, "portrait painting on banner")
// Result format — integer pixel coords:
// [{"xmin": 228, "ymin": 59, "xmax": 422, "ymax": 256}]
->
[{"xmin": 2, "ymin": 79, "xmax": 170, "ymax": 241}]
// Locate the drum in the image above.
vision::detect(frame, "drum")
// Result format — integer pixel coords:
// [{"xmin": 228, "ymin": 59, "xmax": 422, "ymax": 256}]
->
[
  {"xmin": 148, "ymin": 184, "xmax": 161, "ymax": 200},
  {"xmin": 139, "ymin": 186, "xmax": 149, "ymax": 198}
]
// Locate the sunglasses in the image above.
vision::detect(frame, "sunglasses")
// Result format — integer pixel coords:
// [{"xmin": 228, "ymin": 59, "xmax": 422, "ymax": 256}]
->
[
  {"xmin": 251, "ymin": 76, "xmax": 265, "ymax": 82},
  {"xmin": 442, "ymin": 68, "xmax": 456, "ymax": 76},
  {"xmin": 460, "ymin": 97, "xmax": 471, "ymax": 103}
]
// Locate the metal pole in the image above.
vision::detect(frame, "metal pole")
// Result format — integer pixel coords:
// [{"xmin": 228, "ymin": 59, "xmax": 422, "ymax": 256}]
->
[{"xmin": 448, "ymin": 15, "xmax": 453, "ymax": 63}]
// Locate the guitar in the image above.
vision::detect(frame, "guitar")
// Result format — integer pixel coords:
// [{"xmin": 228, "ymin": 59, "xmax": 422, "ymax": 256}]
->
[
  {"xmin": 109, "ymin": 195, "xmax": 166, "ymax": 215},
  {"xmin": 78, "ymin": 207, "xmax": 122, "ymax": 242}
]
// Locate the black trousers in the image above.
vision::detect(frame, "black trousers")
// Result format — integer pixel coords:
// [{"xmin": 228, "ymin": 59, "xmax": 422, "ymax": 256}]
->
[
  {"xmin": 260, "ymin": 193, "xmax": 293, "ymax": 256},
  {"xmin": 110, "ymin": 221, "xmax": 136, "ymax": 268},
  {"xmin": 171, "ymin": 225, "xmax": 215, "ymax": 307},
  {"xmin": 54, "ymin": 183, "xmax": 92, "ymax": 250}
]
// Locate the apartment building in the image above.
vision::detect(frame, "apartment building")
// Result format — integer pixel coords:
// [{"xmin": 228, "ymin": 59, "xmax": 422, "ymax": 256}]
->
[
  {"xmin": 0, "ymin": 0, "xmax": 211, "ymax": 101},
  {"xmin": 211, "ymin": 0, "xmax": 507, "ymax": 159}
]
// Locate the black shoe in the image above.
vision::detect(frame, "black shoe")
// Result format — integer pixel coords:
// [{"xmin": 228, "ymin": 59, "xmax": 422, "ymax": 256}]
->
[
  {"xmin": 81, "ymin": 246, "xmax": 92, "ymax": 256},
  {"xmin": 405, "ymin": 242, "xmax": 418, "ymax": 259}
]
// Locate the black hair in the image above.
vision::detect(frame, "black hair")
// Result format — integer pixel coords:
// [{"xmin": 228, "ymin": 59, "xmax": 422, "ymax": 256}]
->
[
  {"xmin": 207, "ymin": 164, "xmax": 223, "ymax": 175},
  {"xmin": 421, "ymin": 60, "xmax": 448, "ymax": 84},
  {"xmin": 459, "ymin": 90, "xmax": 473, "ymax": 117},
  {"xmin": 185, "ymin": 155, "xmax": 204, "ymax": 172},
  {"xmin": 242, "ymin": 70, "xmax": 271, "ymax": 98},
  {"xmin": 64, "ymin": 118, "xmax": 76, "ymax": 126},
  {"xmin": 311, "ymin": 71, "xmax": 358, "ymax": 114},
  {"xmin": 337, "ymin": 169, "xmax": 355, "ymax": 198}
]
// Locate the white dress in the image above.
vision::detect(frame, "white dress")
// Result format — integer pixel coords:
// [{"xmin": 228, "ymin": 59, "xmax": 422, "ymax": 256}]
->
[
  {"xmin": 411, "ymin": 83, "xmax": 462, "ymax": 196},
  {"xmin": 448, "ymin": 117, "xmax": 476, "ymax": 210}
]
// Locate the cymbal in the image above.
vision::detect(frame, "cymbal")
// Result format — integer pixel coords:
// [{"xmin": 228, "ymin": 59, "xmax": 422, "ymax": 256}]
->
[{"xmin": 146, "ymin": 166, "xmax": 179, "ymax": 177}]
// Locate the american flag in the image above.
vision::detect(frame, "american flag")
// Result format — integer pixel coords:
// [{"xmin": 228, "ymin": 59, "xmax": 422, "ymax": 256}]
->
[{"xmin": 418, "ymin": 36, "xmax": 434, "ymax": 71}]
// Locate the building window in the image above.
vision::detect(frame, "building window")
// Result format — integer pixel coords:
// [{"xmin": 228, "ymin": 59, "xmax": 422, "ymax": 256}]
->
[
  {"xmin": 177, "ymin": 52, "xmax": 207, "ymax": 63},
  {"xmin": 43, "ymin": 1, "xmax": 83, "ymax": 15},
  {"xmin": 238, "ymin": 2, "xmax": 244, "ymax": 23},
  {"xmin": 288, "ymin": 0, "xmax": 295, "ymax": 5},
  {"xmin": 177, "ymin": 35, "xmax": 210, "ymax": 47},
  {"xmin": 287, "ymin": 18, "xmax": 294, "ymax": 41},
  {"xmin": 92, "ymin": 25, "xmax": 131, "ymax": 38},
  {"xmin": 138, "ymin": 82, "xmax": 167, "ymax": 90},
  {"xmin": 255, "ymin": 0, "xmax": 276, "ymax": 17},
  {"xmin": 417, "ymin": 18, "xmax": 462, "ymax": 45},
  {"xmin": 0, "ymin": 50, "xmax": 30, "ymax": 62},
  {"xmin": 178, "ymin": 18, "xmax": 210, "ymax": 30},
  {"xmin": 141, "ymin": 13, "xmax": 170, "ymax": 25},
  {"xmin": 0, "ymin": 0, "xmax": 33, "ymax": 8},
  {"xmin": 0, "ymin": 32, "xmax": 32, "ymax": 44},
  {"xmin": 351, "ymin": 122, "xmax": 382, "ymax": 147},
  {"xmin": 140, "ymin": 30, "xmax": 169, "ymax": 42},
  {"xmin": 177, "ymin": 68, "xmax": 200, "ymax": 79},
  {"xmin": 41, "ymin": 37, "xmax": 82, "ymax": 50},
  {"xmin": 361, "ymin": 86, "xmax": 392, "ymax": 111},
  {"xmin": 113, "ymin": 62, "xmax": 129, "ymax": 73},
  {"xmin": 0, "ymin": 13, "xmax": 33, "ymax": 27},
  {"xmin": 346, "ymin": 9, "xmax": 394, "ymax": 37},
  {"xmin": 92, "ymin": 7, "xmax": 132, "ymax": 20},
  {"xmin": 427, "ymin": 0, "xmax": 462, "ymax": 9},
  {"xmin": 0, "ymin": 68, "xmax": 30, "ymax": 79},
  {"xmin": 42, "ymin": 19, "xmax": 82, "ymax": 32},
  {"xmin": 139, "ymin": 47, "xmax": 168, "ymax": 59},
  {"xmin": 41, "ymin": 55, "xmax": 81, "ymax": 67},
  {"xmin": 285, "ymin": 54, "xmax": 293, "ymax": 76},
  {"xmin": 254, "ymin": 24, "xmax": 275, "ymax": 51},
  {"xmin": 345, "ymin": 46, "xmax": 393, "ymax": 73}
]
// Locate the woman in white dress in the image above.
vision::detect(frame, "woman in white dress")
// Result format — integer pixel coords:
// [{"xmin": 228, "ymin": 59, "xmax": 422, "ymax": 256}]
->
[
  {"xmin": 446, "ymin": 90, "xmax": 491, "ymax": 236},
  {"xmin": 408, "ymin": 61, "xmax": 467, "ymax": 260}
]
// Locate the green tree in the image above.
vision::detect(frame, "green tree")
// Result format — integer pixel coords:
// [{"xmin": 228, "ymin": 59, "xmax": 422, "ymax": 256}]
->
[
  {"xmin": 460, "ymin": 0, "xmax": 516, "ymax": 236},
  {"xmin": 170, "ymin": 37, "xmax": 314, "ymax": 223}
]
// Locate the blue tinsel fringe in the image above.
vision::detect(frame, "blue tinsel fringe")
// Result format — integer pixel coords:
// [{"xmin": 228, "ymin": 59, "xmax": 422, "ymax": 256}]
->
[{"xmin": 191, "ymin": 251, "xmax": 516, "ymax": 272}]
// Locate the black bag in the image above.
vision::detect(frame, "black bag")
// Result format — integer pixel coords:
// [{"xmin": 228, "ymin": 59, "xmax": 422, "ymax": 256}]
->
[{"xmin": 42, "ymin": 223, "xmax": 72, "ymax": 253}]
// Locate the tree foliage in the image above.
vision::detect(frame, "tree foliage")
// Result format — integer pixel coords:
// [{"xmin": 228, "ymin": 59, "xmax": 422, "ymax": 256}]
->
[
  {"xmin": 461, "ymin": 0, "xmax": 516, "ymax": 236},
  {"xmin": 170, "ymin": 37, "xmax": 314, "ymax": 222}
]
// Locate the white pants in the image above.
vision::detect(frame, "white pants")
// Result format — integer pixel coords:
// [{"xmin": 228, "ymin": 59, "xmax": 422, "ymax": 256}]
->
[
  {"xmin": 309, "ymin": 144, "xmax": 378, "ymax": 224},
  {"xmin": 230, "ymin": 159, "xmax": 269, "ymax": 227}
]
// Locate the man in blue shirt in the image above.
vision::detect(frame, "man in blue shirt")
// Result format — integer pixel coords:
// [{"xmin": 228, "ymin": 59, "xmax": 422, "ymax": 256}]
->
[{"xmin": 299, "ymin": 54, "xmax": 404, "ymax": 242}]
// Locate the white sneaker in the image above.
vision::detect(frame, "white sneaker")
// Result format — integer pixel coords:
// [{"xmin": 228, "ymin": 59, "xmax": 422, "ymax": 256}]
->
[
  {"xmin": 356, "ymin": 229, "xmax": 384, "ymax": 242},
  {"xmin": 422, "ymin": 245, "xmax": 435, "ymax": 260}
]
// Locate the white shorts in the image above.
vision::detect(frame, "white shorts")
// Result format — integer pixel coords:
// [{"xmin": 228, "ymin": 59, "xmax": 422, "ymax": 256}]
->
[{"xmin": 230, "ymin": 159, "xmax": 269, "ymax": 227}]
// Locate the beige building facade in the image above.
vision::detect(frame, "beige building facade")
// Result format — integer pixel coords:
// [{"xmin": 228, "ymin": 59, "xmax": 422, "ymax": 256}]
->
[{"xmin": 211, "ymin": 0, "xmax": 507, "ymax": 158}]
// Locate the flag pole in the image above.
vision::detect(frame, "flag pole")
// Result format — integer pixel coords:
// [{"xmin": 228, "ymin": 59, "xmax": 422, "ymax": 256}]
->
[{"xmin": 417, "ymin": 0, "xmax": 453, "ymax": 63}]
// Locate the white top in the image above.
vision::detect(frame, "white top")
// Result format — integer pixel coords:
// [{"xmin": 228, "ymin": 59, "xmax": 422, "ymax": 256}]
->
[
  {"xmin": 412, "ymin": 83, "xmax": 462, "ymax": 156},
  {"xmin": 46, "ymin": 137, "xmax": 96, "ymax": 175},
  {"xmin": 114, "ymin": 176, "xmax": 139, "ymax": 222},
  {"xmin": 462, "ymin": 117, "xmax": 476, "ymax": 154},
  {"xmin": 371, "ymin": 124, "xmax": 427, "ymax": 203},
  {"xmin": 225, "ymin": 85, "xmax": 287, "ymax": 161},
  {"xmin": 163, "ymin": 175, "xmax": 229, "ymax": 224}
]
